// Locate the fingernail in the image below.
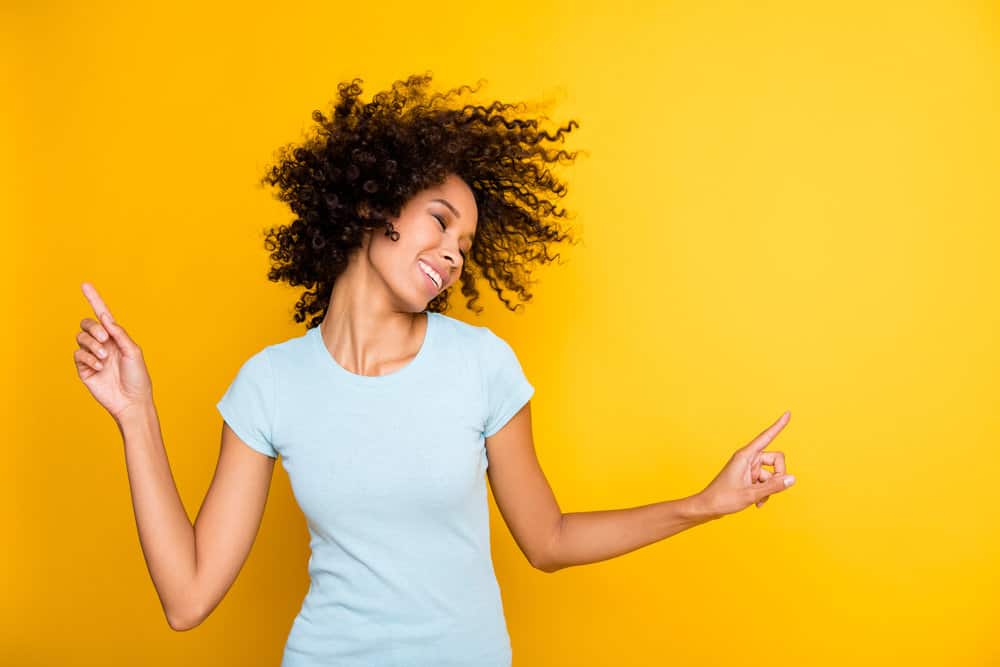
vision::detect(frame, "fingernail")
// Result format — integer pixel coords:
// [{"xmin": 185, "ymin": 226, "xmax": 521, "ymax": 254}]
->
[{"xmin": 784, "ymin": 475, "xmax": 796, "ymax": 487}]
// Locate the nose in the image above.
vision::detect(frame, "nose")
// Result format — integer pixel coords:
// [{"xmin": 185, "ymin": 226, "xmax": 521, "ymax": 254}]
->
[{"xmin": 441, "ymin": 251, "xmax": 459, "ymax": 271}]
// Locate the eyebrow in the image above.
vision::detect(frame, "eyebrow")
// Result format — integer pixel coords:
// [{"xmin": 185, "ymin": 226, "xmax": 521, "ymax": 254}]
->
[
  {"xmin": 430, "ymin": 198, "xmax": 475, "ymax": 242},
  {"xmin": 430, "ymin": 198, "xmax": 461, "ymax": 219}
]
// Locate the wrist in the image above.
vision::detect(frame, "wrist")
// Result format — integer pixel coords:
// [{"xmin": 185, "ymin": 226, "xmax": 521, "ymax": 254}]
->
[
  {"xmin": 688, "ymin": 492, "xmax": 723, "ymax": 523},
  {"xmin": 114, "ymin": 399, "xmax": 157, "ymax": 431}
]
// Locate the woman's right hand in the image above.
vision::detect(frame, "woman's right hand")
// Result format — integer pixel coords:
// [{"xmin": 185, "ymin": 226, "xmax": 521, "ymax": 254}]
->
[{"xmin": 75, "ymin": 282, "xmax": 154, "ymax": 423}]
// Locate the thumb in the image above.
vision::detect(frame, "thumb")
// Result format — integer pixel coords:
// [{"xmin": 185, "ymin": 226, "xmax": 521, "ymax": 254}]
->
[
  {"xmin": 759, "ymin": 474, "xmax": 796, "ymax": 500},
  {"xmin": 100, "ymin": 311, "xmax": 139, "ymax": 356}
]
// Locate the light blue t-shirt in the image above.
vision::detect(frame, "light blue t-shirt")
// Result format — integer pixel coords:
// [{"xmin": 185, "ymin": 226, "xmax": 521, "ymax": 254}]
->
[{"xmin": 215, "ymin": 311, "xmax": 534, "ymax": 667}]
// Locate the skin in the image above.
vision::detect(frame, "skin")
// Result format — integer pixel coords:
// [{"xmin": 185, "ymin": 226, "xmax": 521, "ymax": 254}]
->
[
  {"xmin": 319, "ymin": 172, "xmax": 478, "ymax": 376},
  {"xmin": 73, "ymin": 171, "xmax": 796, "ymax": 630}
]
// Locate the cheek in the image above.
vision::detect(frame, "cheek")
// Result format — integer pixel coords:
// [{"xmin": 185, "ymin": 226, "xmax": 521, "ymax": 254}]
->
[
  {"xmin": 369, "ymin": 228, "xmax": 428, "ymax": 278},
  {"xmin": 388, "ymin": 218, "xmax": 434, "ymax": 246},
  {"xmin": 371, "ymin": 223, "xmax": 418, "ymax": 255}
]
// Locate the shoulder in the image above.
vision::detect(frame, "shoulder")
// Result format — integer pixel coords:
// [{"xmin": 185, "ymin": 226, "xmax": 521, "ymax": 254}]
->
[
  {"xmin": 430, "ymin": 311, "xmax": 491, "ymax": 347},
  {"xmin": 222, "ymin": 330, "xmax": 312, "ymax": 392},
  {"xmin": 252, "ymin": 327, "xmax": 313, "ymax": 365},
  {"xmin": 430, "ymin": 311, "xmax": 511, "ymax": 356}
]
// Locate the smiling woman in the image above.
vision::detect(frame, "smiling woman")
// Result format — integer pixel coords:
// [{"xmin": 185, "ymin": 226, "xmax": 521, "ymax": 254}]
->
[
  {"xmin": 258, "ymin": 71, "xmax": 584, "ymax": 327},
  {"xmin": 75, "ymin": 70, "xmax": 797, "ymax": 667}
]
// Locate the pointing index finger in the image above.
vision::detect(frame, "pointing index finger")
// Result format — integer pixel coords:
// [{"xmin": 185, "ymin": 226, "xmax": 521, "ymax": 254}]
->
[
  {"xmin": 746, "ymin": 410, "xmax": 790, "ymax": 455},
  {"xmin": 81, "ymin": 282, "xmax": 114, "ymax": 323}
]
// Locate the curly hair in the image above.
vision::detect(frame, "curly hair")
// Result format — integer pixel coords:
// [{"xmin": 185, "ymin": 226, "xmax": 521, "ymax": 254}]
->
[{"xmin": 258, "ymin": 72, "xmax": 584, "ymax": 329}]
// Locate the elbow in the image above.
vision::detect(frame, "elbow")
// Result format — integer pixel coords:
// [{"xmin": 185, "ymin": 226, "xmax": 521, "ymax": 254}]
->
[
  {"xmin": 533, "ymin": 558, "xmax": 561, "ymax": 574},
  {"xmin": 164, "ymin": 581, "xmax": 211, "ymax": 631},
  {"xmin": 531, "ymin": 515, "xmax": 564, "ymax": 574},
  {"xmin": 166, "ymin": 613, "xmax": 196, "ymax": 632},
  {"xmin": 529, "ymin": 545, "xmax": 561, "ymax": 572},
  {"xmin": 166, "ymin": 604, "xmax": 206, "ymax": 632}
]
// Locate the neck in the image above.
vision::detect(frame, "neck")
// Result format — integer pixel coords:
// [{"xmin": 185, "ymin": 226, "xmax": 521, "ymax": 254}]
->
[{"xmin": 319, "ymin": 256, "xmax": 426, "ymax": 376}]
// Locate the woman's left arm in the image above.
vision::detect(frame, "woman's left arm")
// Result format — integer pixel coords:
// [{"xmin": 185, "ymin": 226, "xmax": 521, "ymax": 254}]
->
[{"xmin": 486, "ymin": 408, "xmax": 796, "ymax": 573}]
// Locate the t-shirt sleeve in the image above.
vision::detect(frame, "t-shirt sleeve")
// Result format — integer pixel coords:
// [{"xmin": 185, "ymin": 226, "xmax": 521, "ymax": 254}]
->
[
  {"xmin": 216, "ymin": 348, "xmax": 278, "ymax": 459},
  {"xmin": 480, "ymin": 328, "xmax": 535, "ymax": 438}
]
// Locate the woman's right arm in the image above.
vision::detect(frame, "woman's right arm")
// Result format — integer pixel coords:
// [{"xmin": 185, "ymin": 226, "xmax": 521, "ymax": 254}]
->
[
  {"xmin": 77, "ymin": 283, "xmax": 275, "ymax": 631},
  {"xmin": 115, "ymin": 402, "xmax": 275, "ymax": 631}
]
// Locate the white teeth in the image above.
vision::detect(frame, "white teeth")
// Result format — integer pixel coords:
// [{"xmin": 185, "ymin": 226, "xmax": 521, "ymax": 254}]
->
[{"xmin": 419, "ymin": 261, "xmax": 442, "ymax": 289}]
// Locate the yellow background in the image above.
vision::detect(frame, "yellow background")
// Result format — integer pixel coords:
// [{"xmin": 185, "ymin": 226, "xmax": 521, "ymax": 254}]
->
[{"xmin": 4, "ymin": 1, "xmax": 998, "ymax": 664}]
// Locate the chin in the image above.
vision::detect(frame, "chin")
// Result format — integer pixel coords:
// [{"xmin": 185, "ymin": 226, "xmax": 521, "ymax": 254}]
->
[
  {"xmin": 401, "ymin": 294, "xmax": 431, "ymax": 313},
  {"xmin": 408, "ymin": 287, "xmax": 438, "ymax": 311}
]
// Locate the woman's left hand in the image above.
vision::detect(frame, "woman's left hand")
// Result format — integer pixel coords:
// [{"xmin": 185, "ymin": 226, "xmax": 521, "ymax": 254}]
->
[{"xmin": 695, "ymin": 410, "xmax": 797, "ymax": 519}]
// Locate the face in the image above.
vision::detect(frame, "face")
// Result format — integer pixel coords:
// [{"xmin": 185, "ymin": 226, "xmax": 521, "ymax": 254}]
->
[{"xmin": 360, "ymin": 173, "xmax": 479, "ymax": 311}]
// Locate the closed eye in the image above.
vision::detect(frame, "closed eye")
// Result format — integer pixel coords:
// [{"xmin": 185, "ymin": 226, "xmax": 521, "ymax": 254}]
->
[{"xmin": 433, "ymin": 214, "xmax": 466, "ymax": 260}]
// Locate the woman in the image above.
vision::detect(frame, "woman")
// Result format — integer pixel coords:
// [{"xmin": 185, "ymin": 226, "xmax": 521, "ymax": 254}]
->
[{"xmin": 74, "ymin": 73, "xmax": 796, "ymax": 667}]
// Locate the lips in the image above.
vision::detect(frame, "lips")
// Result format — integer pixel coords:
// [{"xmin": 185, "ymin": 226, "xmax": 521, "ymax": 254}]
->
[
  {"xmin": 418, "ymin": 263, "xmax": 439, "ymax": 294},
  {"xmin": 418, "ymin": 258, "xmax": 447, "ymax": 291}
]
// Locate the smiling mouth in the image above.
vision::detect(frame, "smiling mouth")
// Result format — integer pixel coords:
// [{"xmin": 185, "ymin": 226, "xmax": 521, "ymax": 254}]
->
[
  {"xmin": 418, "ymin": 260, "xmax": 443, "ymax": 290},
  {"xmin": 418, "ymin": 264, "xmax": 441, "ymax": 294}
]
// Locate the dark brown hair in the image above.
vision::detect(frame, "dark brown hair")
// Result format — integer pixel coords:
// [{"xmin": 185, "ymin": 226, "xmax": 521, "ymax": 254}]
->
[{"xmin": 259, "ymin": 72, "xmax": 584, "ymax": 328}]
